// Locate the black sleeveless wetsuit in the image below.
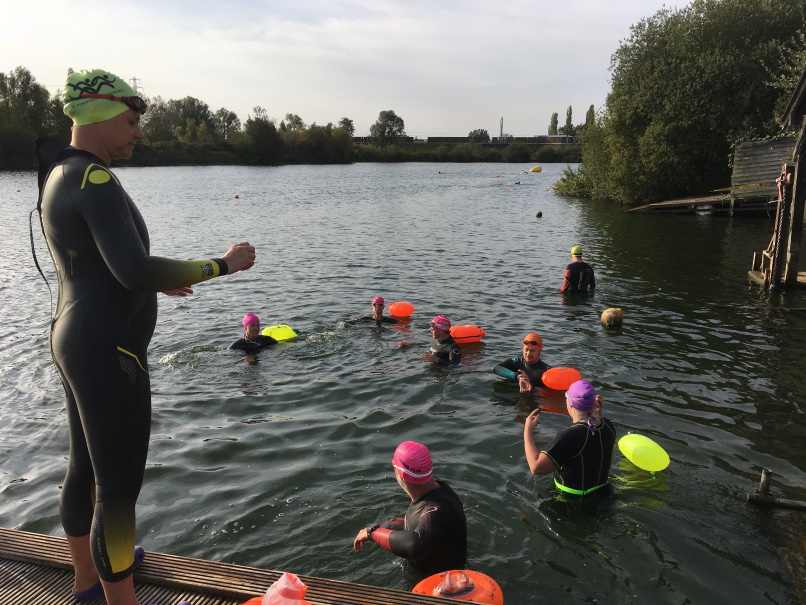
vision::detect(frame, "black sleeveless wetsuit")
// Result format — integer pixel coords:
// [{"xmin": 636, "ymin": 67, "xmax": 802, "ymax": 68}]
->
[{"xmin": 40, "ymin": 150, "xmax": 227, "ymax": 582}]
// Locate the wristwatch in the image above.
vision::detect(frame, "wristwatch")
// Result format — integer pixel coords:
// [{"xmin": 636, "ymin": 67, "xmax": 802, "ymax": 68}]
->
[{"xmin": 366, "ymin": 524, "xmax": 380, "ymax": 541}]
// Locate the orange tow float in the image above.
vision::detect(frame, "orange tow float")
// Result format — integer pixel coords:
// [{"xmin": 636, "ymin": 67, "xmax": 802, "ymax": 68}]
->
[
  {"xmin": 541, "ymin": 367, "xmax": 582, "ymax": 391},
  {"xmin": 449, "ymin": 324, "xmax": 485, "ymax": 344},
  {"xmin": 413, "ymin": 570, "xmax": 504, "ymax": 604},
  {"xmin": 388, "ymin": 301, "xmax": 415, "ymax": 317}
]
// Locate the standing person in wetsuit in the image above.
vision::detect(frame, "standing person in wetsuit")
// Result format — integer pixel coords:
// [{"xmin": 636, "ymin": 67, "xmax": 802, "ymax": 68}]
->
[
  {"xmin": 343, "ymin": 296, "xmax": 400, "ymax": 325},
  {"xmin": 523, "ymin": 380, "xmax": 616, "ymax": 498},
  {"xmin": 492, "ymin": 332, "xmax": 551, "ymax": 392},
  {"xmin": 228, "ymin": 313, "xmax": 278, "ymax": 351},
  {"xmin": 421, "ymin": 315, "xmax": 461, "ymax": 365},
  {"xmin": 560, "ymin": 245, "xmax": 596, "ymax": 295},
  {"xmin": 38, "ymin": 68, "xmax": 255, "ymax": 605},
  {"xmin": 353, "ymin": 441, "xmax": 467, "ymax": 578}
]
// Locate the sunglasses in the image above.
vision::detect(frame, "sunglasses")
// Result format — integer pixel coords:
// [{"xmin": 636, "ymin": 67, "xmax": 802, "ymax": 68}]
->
[
  {"xmin": 79, "ymin": 93, "xmax": 148, "ymax": 114},
  {"xmin": 523, "ymin": 340, "xmax": 541, "ymax": 346}
]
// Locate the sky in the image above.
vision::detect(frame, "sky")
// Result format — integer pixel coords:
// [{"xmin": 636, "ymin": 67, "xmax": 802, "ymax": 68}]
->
[{"xmin": 5, "ymin": 0, "xmax": 679, "ymax": 137}]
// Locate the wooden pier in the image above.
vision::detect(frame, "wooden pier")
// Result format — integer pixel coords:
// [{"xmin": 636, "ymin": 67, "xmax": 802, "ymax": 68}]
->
[{"xmin": 0, "ymin": 527, "xmax": 458, "ymax": 605}]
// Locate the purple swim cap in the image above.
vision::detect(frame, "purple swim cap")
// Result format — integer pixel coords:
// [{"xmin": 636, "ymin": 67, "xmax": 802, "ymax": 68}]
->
[
  {"xmin": 566, "ymin": 380, "xmax": 597, "ymax": 412},
  {"xmin": 242, "ymin": 313, "xmax": 260, "ymax": 330},
  {"xmin": 392, "ymin": 441, "xmax": 433, "ymax": 484}
]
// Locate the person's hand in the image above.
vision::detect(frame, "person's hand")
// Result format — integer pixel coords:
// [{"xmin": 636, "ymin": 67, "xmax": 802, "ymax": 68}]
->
[
  {"xmin": 517, "ymin": 370, "xmax": 533, "ymax": 392},
  {"xmin": 161, "ymin": 286, "xmax": 194, "ymax": 297},
  {"xmin": 524, "ymin": 409, "xmax": 542, "ymax": 434},
  {"xmin": 398, "ymin": 341, "xmax": 414, "ymax": 348},
  {"xmin": 382, "ymin": 517, "xmax": 404, "ymax": 530},
  {"xmin": 222, "ymin": 242, "xmax": 256, "ymax": 274},
  {"xmin": 353, "ymin": 528, "xmax": 370, "ymax": 552},
  {"xmin": 421, "ymin": 352, "xmax": 439, "ymax": 362}
]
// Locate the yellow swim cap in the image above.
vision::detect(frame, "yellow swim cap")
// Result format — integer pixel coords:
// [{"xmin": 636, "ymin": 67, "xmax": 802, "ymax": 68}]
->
[
  {"xmin": 571, "ymin": 245, "xmax": 583, "ymax": 256},
  {"xmin": 63, "ymin": 69, "xmax": 138, "ymax": 126}
]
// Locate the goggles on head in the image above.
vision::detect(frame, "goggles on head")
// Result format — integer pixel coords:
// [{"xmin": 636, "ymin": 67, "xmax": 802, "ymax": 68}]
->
[{"xmin": 79, "ymin": 93, "xmax": 148, "ymax": 114}]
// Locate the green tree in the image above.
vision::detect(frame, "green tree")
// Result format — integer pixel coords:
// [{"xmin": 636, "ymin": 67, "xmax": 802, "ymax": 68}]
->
[
  {"xmin": 467, "ymin": 128, "xmax": 490, "ymax": 143},
  {"xmin": 548, "ymin": 112, "xmax": 558, "ymax": 135},
  {"xmin": 211, "ymin": 108, "xmax": 241, "ymax": 142},
  {"xmin": 338, "ymin": 117, "xmax": 355, "ymax": 136},
  {"xmin": 244, "ymin": 106, "xmax": 282, "ymax": 165},
  {"xmin": 559, "ymin": 106, "xmax": 573, "ymax": 136},
  {"xmin": 564, "ymin": 0, "xmax": 806, "ymax": 205},
  {"xmin": 369, "ymin": 110, "xmax": 405, "ymax": 147},
  {"xmin": 585, "ymin": 105, "xmax": 595, "ymax": 126},
  {"xmin": 284, "ymin": 113, "xmax": 306, "ymax": 130}
]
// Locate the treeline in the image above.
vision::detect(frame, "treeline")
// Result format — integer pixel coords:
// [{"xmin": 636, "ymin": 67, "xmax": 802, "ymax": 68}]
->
[
  {"xmin": 0, "ymin": 69, "xmax": 580, "ymax": 170},
  {"xmin": 554, "ymin": 0, "xmax": 806, "ymax": 206}
]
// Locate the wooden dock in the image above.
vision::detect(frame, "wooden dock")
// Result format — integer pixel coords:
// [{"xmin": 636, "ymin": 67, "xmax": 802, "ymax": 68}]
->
[{"xmin": 0, "ymin": 527, "xmax": 459, "ymax": 605}]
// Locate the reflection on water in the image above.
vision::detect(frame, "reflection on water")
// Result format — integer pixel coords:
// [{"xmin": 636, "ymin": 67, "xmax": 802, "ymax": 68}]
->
[{"xmin": 1, "ymin": 163, "xmax": 804, "ymax": 604}]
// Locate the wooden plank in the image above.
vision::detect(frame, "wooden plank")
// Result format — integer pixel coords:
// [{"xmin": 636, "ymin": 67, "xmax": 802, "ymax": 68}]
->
[{"xmin": 0, "ymin": 527, "xmax": 460, "ymax": 605}]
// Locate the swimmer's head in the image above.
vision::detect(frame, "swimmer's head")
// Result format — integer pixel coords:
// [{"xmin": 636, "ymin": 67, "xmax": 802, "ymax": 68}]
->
[
  {"xmin": 566, "ymin": 380, "xmax": 597, "ymax": 412},
  {"xmin": 571, "ymin": 245, "xmax": 583, "ymax": 257},
  {"xmin": 430, "ymin": 315, "xmax": 451, "ymax": 332},
  {"xmin": 372, "ymin": 296, "xmax": 385, "ymax": 306},
  {"xmin": 242, "ymin": 313, "xmax": 260, "ymax": 330},
  {"xmin": 392, "ymin": 441, "xmax": 433, "ymax": 484},
  {"xmin": 63, "ymin": 68, "xmax": 147, "ymax": 126},
  {"xmin": 522, "ymin": 333, "xmax": 542, "ymax": 349}
]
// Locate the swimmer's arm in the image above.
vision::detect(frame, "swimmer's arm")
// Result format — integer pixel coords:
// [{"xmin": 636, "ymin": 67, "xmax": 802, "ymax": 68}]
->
[
  {"xmin": 493, "ymin": 358, "xmax": 519, "ymax": 379},
  {"xmin": 78, "ymin": 179, "xmax": 233, "ymax": 290},
  {"xmin": 523, "ymin": 410, "xmax": 558, "ymax": 475}
]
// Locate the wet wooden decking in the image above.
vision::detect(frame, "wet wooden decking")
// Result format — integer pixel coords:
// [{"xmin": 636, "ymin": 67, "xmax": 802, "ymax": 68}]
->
[{"xmin": 0, "ymin": 527, "xmax": 458, "ymax": 605}]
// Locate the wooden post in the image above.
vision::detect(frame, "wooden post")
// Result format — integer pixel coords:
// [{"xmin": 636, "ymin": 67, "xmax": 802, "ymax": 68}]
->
[
  {"xmin": 784, "ymin": 156, "xmax": 805, "ymax": 284},
  {"xmin": 747, "ymin": 468, "xmax": 806, "ymax": 510}
]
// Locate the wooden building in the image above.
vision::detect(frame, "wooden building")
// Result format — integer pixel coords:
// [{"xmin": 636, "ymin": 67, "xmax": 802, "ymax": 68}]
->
[{"xmin": 749, "ymin": 66, "xmax": 806, "ymax": 289}]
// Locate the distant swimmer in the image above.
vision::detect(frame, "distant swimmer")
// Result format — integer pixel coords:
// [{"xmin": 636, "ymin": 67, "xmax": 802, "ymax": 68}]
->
[
  {"xmin": 493, "ymin": 332, "xmax": 551, "ymax": 392},
  {"xmin": 228, "ymin": 313, "xmax": 278, "ymax": 351},
  {"xmin": 523, "ymin": 380, "xmax": 616, "ymax": 498},
  {"xmin": 353, "ymin": 441, "xmax": 467, "ymax": 578},
  {"xmin": 421, "ymin": 315, "xmax": 461, "ymax": 365},
  {"xmin": 560, "ymin": 245, "xmax": 596, "ymax": 295},
  {"xmin": 343, "ymin": 296, "xmax": 400, "ymax": 326}
]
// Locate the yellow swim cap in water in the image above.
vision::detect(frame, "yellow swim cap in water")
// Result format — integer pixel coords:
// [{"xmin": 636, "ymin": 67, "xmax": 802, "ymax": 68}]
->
[
  {"xmin": 571, "ymin": 245, "xmax": 583, "ymax": 256},
  {"xmin": 62, "ymin": 69, "xmax": 138, "ymax": 126}
]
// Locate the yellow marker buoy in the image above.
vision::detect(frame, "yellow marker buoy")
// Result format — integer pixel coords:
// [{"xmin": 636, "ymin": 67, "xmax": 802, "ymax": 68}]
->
[
  {"xmin": 601, "ymin": 308, "xmax": 624, "ymax": 327},
  {"xmin": 530, "ymin": 165, "xmax": 542, "ymax": 172}
]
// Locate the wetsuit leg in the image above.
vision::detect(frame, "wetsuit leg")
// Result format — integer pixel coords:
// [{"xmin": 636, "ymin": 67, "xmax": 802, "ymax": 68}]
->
[{"xmin": 55, "ymin": 347, "xmax": 151, "ymax": 583}]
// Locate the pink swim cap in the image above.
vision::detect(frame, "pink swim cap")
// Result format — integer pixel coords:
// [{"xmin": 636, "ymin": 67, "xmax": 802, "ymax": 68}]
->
[
  {"xmin": 372, "ymin": 296, "xmax": 385, "ymax": 305},
  {"xmin": 242, "ymin": 313, "xmax": 260, "ymax": 330},
  {"xmin": 392, "ymin": 441, "xmax": 433, "ymax": 484},
  {"xmin": 566, "ymin": 380, "xmax": 597, "ymax": 411},
  {"xmin": 431, "ymin": 315, "xmax": 451, "ymax": 331}
]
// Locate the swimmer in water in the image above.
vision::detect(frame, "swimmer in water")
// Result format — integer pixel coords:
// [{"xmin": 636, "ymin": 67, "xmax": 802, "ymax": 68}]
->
[
  {"xmin": 492, "ymin": 332, "xmax": 551, "ymax": 392},
  {"xmin": 420, "ymin": 314, "xmax": 461, "ymax": 365},
  {"xmin": 228, "ymin": 313, "xmax": 278, "ymax": 351},
  {"xmin": 343, "ymin": 296, "xmax": 400, "ymax": 326}
]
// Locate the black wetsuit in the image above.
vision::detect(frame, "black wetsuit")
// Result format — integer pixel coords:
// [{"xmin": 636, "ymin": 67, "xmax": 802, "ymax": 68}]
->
[
  {"xmin": 40, "ymin": 148, "xmax": 228, "ymax": 582},
  {"xmin": 429, "ymin": 336, "xmax": 461, "ymax": 365},
  {"xmin": 228, "ymin": 335, "xmax": 278, "ymax": 351},
  {"xmin": 561, "ymin": 260, "xmax": 596, "ymax": 294},
  {"xmin": 346, "ymin": 316, "xmax": 399, "ymax": 325},
  {"xmin": 387, "ymin": 480, "xmax": 467, "ymax": 576},
  {"xmin": 542, "ymin": 418, "xmax": 616, "ymax": 496},
  {"xmin": 493, "ymin": 357, "xmax": 550, "ymax": 388}
]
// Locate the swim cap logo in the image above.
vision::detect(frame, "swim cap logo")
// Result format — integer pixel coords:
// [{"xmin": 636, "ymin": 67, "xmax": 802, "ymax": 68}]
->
[
  {"xmin": 64, "ymin": 74, "xmax": 118, "ymax": 102},
  {"xmin": 201, "ymin": 263, "xmax": 214, "ymax": 277}
]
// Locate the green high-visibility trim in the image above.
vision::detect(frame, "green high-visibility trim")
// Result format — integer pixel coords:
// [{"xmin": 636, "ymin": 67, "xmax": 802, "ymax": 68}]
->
[{"xmin": 554, "ymin": 478, "xmax": 608, "ymax": 496}]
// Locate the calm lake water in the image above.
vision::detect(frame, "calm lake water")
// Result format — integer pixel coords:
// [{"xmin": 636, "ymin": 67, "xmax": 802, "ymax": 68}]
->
[{"xmin": 1, "ymin": 162, "xmax": 804, "ymax": 604}]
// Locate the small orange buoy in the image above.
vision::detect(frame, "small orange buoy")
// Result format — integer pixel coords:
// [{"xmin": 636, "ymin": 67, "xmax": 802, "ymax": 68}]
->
[
  {"xmin": 413, "ymin": 570, "xmax": 504, "ymax": 604},
  {"xmin": 388, "ymin": 301, "xmax": 415, "ymax": 317},
  {"xmin": 234, "ymin": 194, "xmax": 240, "ymax": 199},
  {"xmin": 601, "ymin": 307, "xmax": 624, "ymax": 327},
  {"xmin": 449, "ymin": 325, "xmax": 485, "ymax": 344},
  {"xmin": 542, "ymin": 367, "xmax": 582, "ymax": 391}
]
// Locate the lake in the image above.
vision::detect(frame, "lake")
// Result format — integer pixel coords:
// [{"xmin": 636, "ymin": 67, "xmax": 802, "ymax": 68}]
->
[{"xmin": 1, "ymin": 162, "xmax": 804, "ymax": 604}]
